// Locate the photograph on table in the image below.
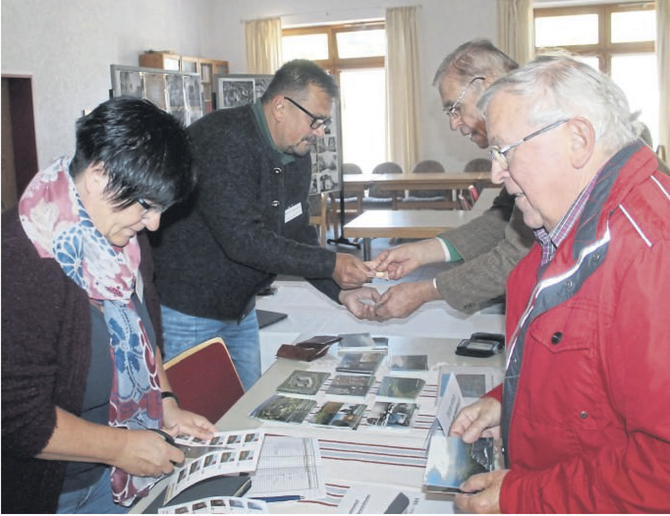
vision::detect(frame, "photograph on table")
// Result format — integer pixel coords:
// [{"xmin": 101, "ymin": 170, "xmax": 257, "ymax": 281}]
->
[
  {"xmin": 249, "ymin": 394, "xmax": 317, "ymax": 424},
  {"xmin": 309, "ymin": 401, "xmax": 367, "ymax": 430},
  {"xmin": 363, "ymin": 401, "xmax": 419, "ymax": 430},
  {"xmin": 336, "ymin": 352, "xmax": 385, "ymax": 375},
  {"xmin": 276, "ymin": 370, "xmax": 330, "ymax": 396},
  {"xmin": 375, "ymin": 376, "xmax": 426, "ymax": 401},
  {"xmin": 325, "ymin": 374, "xmax": 376, "ymax": 397}
]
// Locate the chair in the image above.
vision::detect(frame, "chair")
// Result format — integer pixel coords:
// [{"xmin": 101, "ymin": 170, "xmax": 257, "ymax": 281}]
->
[
  {"xmin": 164, "ymin": 337, "xmax": 244, "ymax": 423},
  {"xmin": 309, "ymin": 191, "xmax": 338, "ymax": 246},
  {"xmin": 367, "ymin": 161, "xmax": 402, "ymax": 204},
  {"xmin": 408, "ymin": 159, "xmax": 446, "ymax": 198},
  {"xmin": 462, "ymin": 158, "xmax": 492, "ymax": 206}
]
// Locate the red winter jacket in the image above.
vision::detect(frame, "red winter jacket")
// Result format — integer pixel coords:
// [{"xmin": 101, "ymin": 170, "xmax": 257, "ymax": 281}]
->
[{"xmin": 491, "ymin": 144, "xmax": 670, "ymax": 512}]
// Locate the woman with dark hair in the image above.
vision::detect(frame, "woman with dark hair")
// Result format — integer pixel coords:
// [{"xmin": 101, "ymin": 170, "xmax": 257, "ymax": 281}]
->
[{"xmin": 2, "ymin": 97, "xmax": 216, "ymax": 513}]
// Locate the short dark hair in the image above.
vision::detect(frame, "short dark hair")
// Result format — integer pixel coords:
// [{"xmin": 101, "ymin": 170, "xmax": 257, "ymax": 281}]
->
[
  {"xmin": 433, "ymin": 39, "xmax": 518, "ymax": 87},
  {"xmin": 261, "ymin": 59, "xmax": 339, "ymax": 103},
  {"xmin": 70, "ymin": 97, "xmax": 196, "ymax": 209}
]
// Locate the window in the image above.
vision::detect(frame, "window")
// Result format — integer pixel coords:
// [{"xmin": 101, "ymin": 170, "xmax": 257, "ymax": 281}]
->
[
  {"xmin": 283, "ymin": 22, "xmax": 386, "ymax": 174},
  {"xmin": 534, "ymin": 3, "xmax": 658, "ymax": 148}
]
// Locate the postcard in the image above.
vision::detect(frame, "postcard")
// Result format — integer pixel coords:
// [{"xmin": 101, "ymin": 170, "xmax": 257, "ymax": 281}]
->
[
  {"xmin": 423, "ymin": 435, "xmax": 495, "ymax": 493},
  {"xmin": 375, "ymin": 376, "xmax": 425, "ymax": 401},
  {"xmin": 309, "ymin": 401, "xmax": 367, "ymax": 430},
  {"xmin": 276, "ymin": 370, "xmax": 330, "ymax": 395},
  {"xmin": 336, "ymin": 352, "xmax": 385, "ymax": 375},
  {"xmin": 389, "ymin": 355, "xmax": 428, "ymax": 372},
  {"xmin": 325, "ymin": 374, "xmax": 376, "ymax": 397},
  {"xmin": 338, "ymin": 333, "xmax": 389, "ymax": 353},
  {"xmin": 362, "ymin": 401, "xmax": 418, "ymax": 430},
  {"xmin": 249, "ymin": 394, "xmax": 316, "ymax": 424}
]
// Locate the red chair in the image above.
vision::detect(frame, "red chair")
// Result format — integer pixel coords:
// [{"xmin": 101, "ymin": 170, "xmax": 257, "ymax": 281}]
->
[{"xmin": 164, "ymin": 338, "xmax": 244, "ymax": 423}]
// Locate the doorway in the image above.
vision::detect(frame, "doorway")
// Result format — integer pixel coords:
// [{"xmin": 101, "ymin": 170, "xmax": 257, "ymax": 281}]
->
[{"xmin": 2, "ymin": 75, "xmax": 38, "ymax": 211}]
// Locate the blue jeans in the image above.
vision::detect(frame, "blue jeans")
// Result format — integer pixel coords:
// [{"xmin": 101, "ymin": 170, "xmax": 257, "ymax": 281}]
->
[
  {"xmin": 57, "ymin": 469, "xmax": 127, "ymax": 514},
  {"xmin": 160, "ymin": 305, "xmax": 261, "ymax": 391}
]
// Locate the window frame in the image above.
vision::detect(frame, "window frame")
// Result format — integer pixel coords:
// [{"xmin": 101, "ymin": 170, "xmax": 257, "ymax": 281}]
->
[
  {"xmin": 282, "ymin": 21, "xmax": 386, "ymax": 77},
  {"xmin": 533, "ymin": 2, "xmax": 655, "ymax": 74}
]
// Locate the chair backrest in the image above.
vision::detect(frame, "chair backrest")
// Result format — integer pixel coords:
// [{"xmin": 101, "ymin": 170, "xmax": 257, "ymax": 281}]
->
[
  {"xmin": 343, "ymin": 162, "xmax": 363, "ymax": 175},
  {"xmin": 164, "ymin": 337, "xmax": 244, "ymax": 423},
  {"xmin": 412, "ymin": 159, "xmax": 445, "ymax": 173},
  {"xmin": 372, "ymin": 161, "xmax": 403, "ymax": 175},
  {"xmin": 409, "ymin": 160, "xmax": 446, "ymax": 197},
  {"xmin": 370, "ymin": 161, "xmax": 402, "ymax": 198},
  {"xmin": 463, "ymin": 158, "xmax": 492, "ymax": 172}
]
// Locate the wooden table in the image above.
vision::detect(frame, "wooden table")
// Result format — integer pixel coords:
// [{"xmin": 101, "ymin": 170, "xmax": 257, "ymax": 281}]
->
[
  {"xmin": 343, "ymin": 172, "xmax": 494, "ymax": 210},
  {"xmin": 344, "ymin": 209, "xmax": 480, "ymax": 260}
]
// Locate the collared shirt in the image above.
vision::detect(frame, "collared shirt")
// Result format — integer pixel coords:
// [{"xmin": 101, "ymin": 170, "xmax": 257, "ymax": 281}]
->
[
  {"xmin": 534, "ymin": 168, "xmax": 603, "ymax": 265},
  {"xmin": 250, "ymin": 99, "xmax": 295, "ymax": 166}
]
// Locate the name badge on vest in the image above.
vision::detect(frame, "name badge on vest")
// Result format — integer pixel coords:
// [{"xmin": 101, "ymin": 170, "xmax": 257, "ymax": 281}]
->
[{"xmin": 285, "ymin": 202, "xmax": 303, "ymax": 223}]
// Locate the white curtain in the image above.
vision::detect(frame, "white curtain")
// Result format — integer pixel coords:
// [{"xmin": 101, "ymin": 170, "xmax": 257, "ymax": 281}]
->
[
  {"xmin": 385, "ymin": 6, "xmax": 421, "ymax": 176},
  {"xmin": 496, "ymin": 0, "xmax": 534, "ymax": 65},
  {"xmin": 245, "ymin": 17, "xmax": 283, "ymax": 74},
  {"xmin": 657, "ymin": 0, "xmax": 669, "ymax": 164}
]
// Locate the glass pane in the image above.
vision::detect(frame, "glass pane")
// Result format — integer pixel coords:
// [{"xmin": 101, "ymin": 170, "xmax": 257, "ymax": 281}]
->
[
  {"xmin": 611, "ymin": 10, "xmax": 655, "ymax": 43},
  {"xmin": 339, "ymin": 69, "xmax": 386, "ymax": 174},
  {"xmin": 611, "ymin": 53, "xmax": 659, "ymax": 150},
  {"xmin": 336, "ymin": 29, "xmax": 386, "ymax": 58},
  {"xmin": 282, "ymin": 34, "xmax": 329, "ymax": 62},
  {"xmin": 573, "ymin": 55, "xmax": 600, "ymax": 71},
  {"xmin": 535, "ymin": 14, "xmax": 599, "ymax": 47}
]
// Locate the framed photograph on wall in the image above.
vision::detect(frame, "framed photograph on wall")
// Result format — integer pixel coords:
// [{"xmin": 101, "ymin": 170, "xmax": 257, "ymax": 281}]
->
[
  {"xmin": 110, "ymin": 65, "xmax": 203, "ymax": 125},
  {"xmin": 217, "ymin": 78, "xmax": 255, "ymax": 109},
  {"xmin": 214, "ymin": 73, "xmax": 342, "ymax": 195}
]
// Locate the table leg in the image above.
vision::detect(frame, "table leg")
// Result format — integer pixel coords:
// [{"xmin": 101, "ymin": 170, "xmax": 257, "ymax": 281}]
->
[{"xmin": 363, "ymin": 238, "xmax": 372, "ymax": 261}]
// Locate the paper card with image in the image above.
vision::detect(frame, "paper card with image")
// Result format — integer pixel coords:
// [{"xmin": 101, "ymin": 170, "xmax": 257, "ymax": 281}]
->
[
  {"xmin": 424, "ymin": 373, "xmax": 464, "ymax": 449},
  {"xmin": 158, "ymin": 495, "xmax": 268, "ymax": 514},
  {"xmin": 164, "ymin": 442, "xmax": 263, "ymax": 503}
]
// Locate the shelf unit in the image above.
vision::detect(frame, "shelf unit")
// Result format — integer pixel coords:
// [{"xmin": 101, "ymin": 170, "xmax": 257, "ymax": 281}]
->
[{"xmin": 139, "ymin": 51, "xmax": 229, "ymax": 113}]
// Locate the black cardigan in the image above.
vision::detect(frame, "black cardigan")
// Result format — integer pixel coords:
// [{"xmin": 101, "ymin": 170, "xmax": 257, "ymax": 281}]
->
[
  {"xmin": 150, "ymin": 103, "xmax": 340, "ymax": 321},
  {"xmin": 1, "ymin": 208, "xmax": 163, "ymax": 513}
]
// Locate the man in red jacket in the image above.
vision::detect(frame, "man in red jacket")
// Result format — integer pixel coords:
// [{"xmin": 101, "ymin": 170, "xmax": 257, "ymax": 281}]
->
[{"xmin": 449, "ymin": 55, "xmax": 670, "ymax": 512}]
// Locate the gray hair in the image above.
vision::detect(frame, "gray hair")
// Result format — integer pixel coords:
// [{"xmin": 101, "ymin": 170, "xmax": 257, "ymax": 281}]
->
[
  {"xmin": 432, "ymin": 39, "xmax": 518, "ymax": 87},
  {"xmin": 262, "ymin": 59, "xmax": 338, "ymax": 103},
  {"xmin": 477, "ymin": 55, "xmax": 636, "ymax": 154}
]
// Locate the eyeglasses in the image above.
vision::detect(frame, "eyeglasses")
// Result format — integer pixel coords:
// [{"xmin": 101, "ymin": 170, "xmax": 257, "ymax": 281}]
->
[
  {"xmin": 444, "ymin": 76, "xmax": 485, "ymax": 119},
  {"xmin": 490, "ymin": 118, "xmax": 570, "ymax": 170},
  {"xmin": 137, "ymin": 198, "xmax": 166, "ymax": 217},
  {"xmin": 284, "ymin": 96, "xmax": 332, "ymax": 130}
]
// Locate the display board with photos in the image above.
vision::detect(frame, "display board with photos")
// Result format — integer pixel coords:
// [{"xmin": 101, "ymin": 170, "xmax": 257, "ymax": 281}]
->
[
  {"xmin": 109, "ymin": 65, "xmax": 203, "ymax": 126},
  {"xmin": 215, "ymin": 73, "xmax": 342, "ymax": 195}
]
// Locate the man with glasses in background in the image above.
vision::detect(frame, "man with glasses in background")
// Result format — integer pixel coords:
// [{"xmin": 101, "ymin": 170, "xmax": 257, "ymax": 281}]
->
[
  {"xmin": 150, "ymin": 59, "xmax": 378, "ymax": 391},
  {"xmin": 369, "ymin": 39, "xmax": 535, "ymax": 319}
]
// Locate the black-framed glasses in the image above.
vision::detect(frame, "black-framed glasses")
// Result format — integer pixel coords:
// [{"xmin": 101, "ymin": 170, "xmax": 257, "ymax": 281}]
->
[
  {"xmin": 490, "ymin": 118, "xmax": 570, "ymax": 170},
  {"xmin": 137, "ymin": 198, "xmax": 166, "ymax": 217},
  {"xmin": 284, "ymin": 96, "xmax": 332, "ymax": 130},
  {"xmin": 444, "ymin": 76, "xmax": 485, "ymax": 120}
]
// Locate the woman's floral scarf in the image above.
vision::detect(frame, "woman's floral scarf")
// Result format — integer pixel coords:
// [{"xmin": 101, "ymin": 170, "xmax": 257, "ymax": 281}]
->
[{"xmin": 19, "ymin": 157, "xmax": 163, "ymax": 506}]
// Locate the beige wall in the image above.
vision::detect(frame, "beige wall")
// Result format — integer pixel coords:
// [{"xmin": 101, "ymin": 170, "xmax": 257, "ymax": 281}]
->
[{"xmin": 1, "ymin": 0, "xmax": 497, "ymax": 172}]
